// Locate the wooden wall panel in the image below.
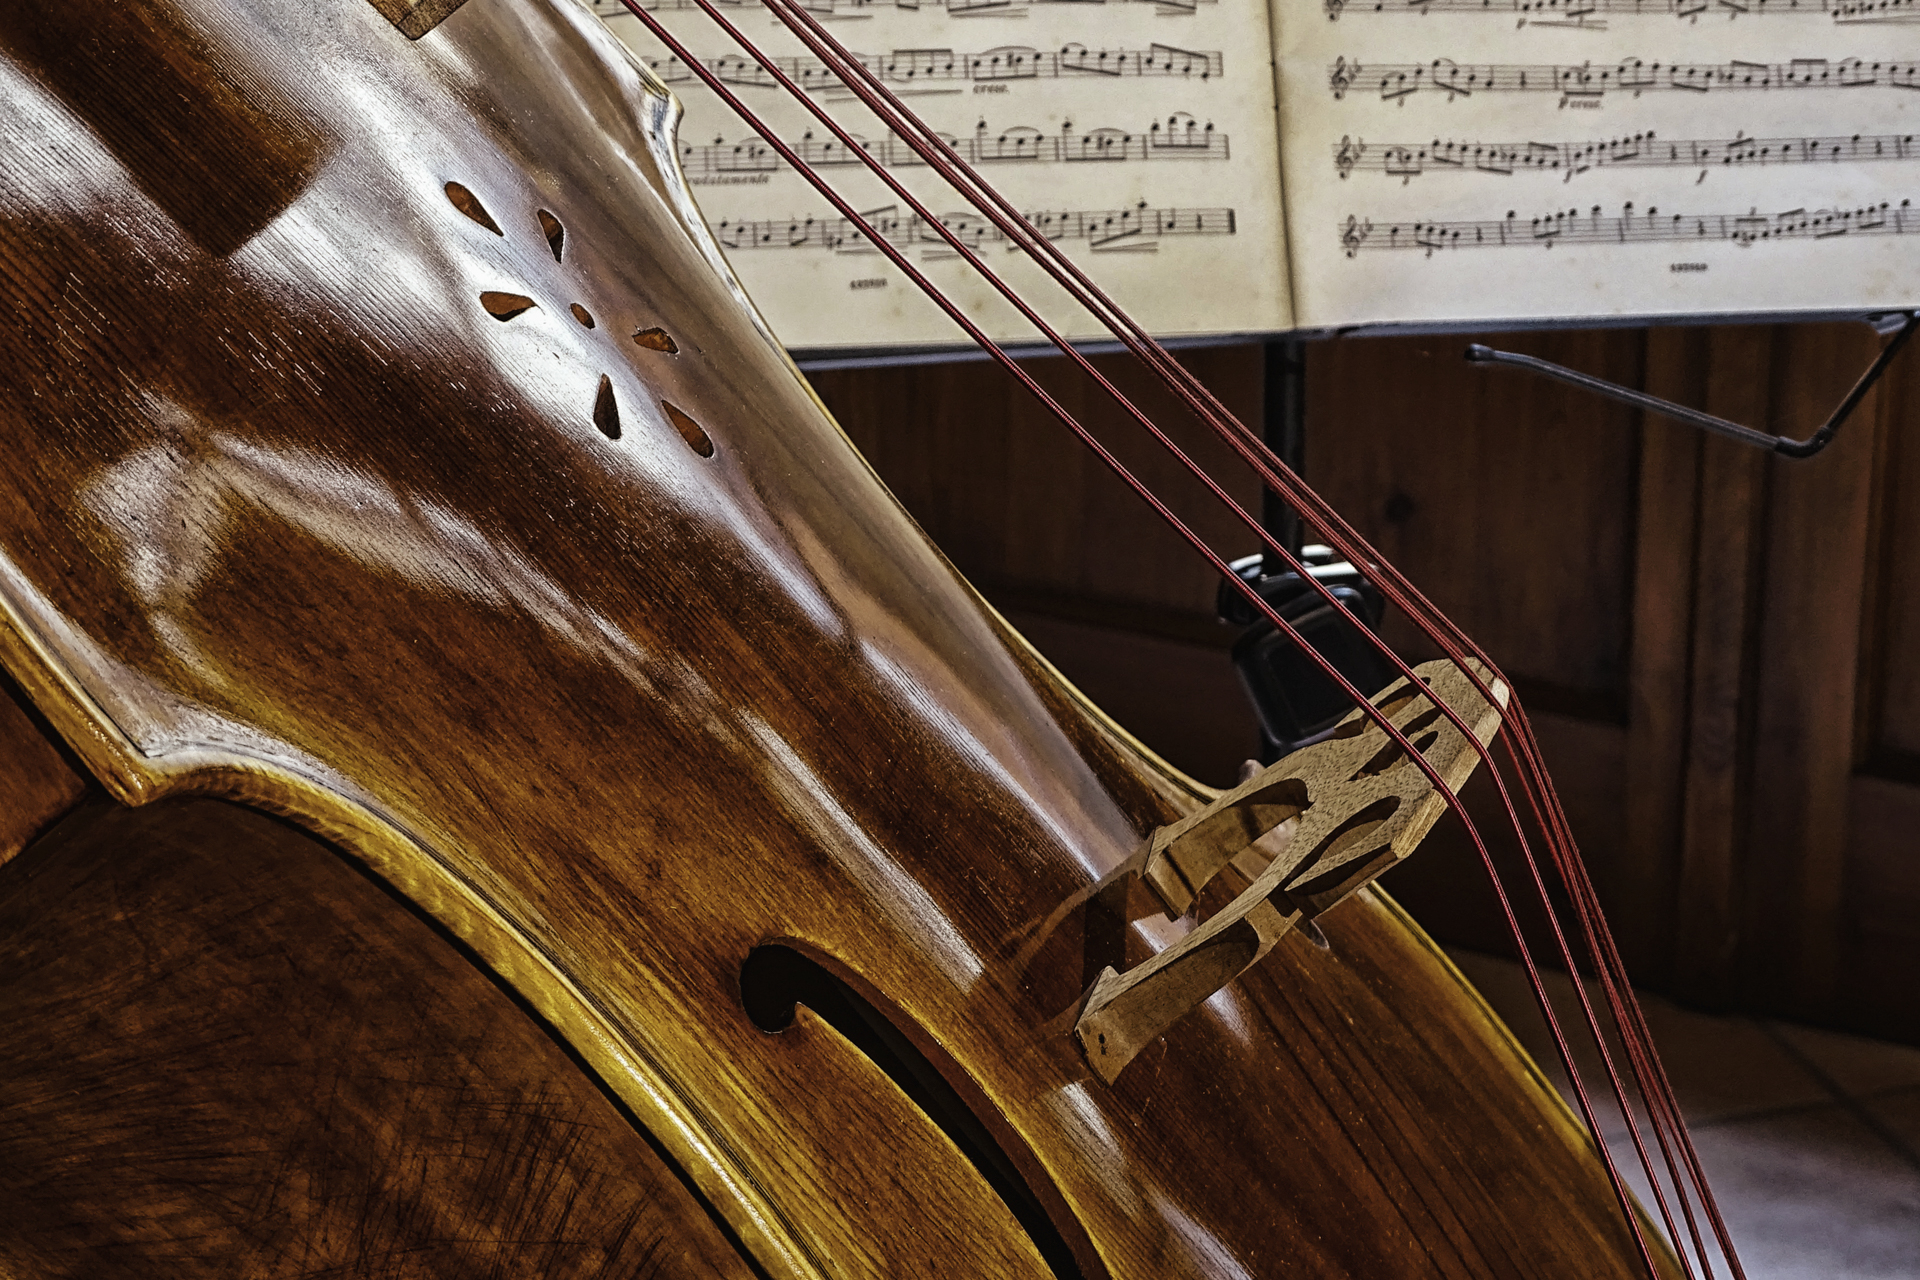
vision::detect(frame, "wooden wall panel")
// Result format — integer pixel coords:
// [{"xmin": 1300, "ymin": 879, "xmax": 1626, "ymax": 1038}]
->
[
  {"xmin": 1867, "ymin": 343, "xmax": 1920, "ymax": 766},
  {"xmin": 1840, "ymin": 326, "xmax": 1920, "ymax": 1041},
  {"xmin": 1618, "ymin": 327, "xmax": 1706, "ymax": 984},
  {"xmin": 1742, "ymin": 323, "xmax": 1888, "ymax": 1015},
  {"xmin": 1671, "ymin": 327, "xmax": 1776, "ymax": 1004},
  {"xmin": 1377, "ymin": 712, "xmax": 1630, "ymax": 962},
  {"xmin": 1303, "ymin": 329, "xmax": 1644, "ymax": 712},
  {"xmin": 1842, "ymin": 776, "xmax": 1920, "ymax": 1041}
]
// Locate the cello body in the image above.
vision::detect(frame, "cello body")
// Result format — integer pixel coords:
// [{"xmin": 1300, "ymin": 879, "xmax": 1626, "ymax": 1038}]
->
[{"xmin": 0, "ymin": 1, "xmax": 1671, "ymax": 1275}]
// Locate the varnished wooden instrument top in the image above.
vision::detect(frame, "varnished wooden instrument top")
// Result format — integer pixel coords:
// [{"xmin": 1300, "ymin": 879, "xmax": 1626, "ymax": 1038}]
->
[{"xmin": 0, "ymin": 1, "xmax": 1674, "ymax": 1275}]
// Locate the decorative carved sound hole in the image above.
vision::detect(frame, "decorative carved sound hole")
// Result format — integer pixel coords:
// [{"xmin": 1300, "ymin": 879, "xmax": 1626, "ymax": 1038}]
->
[
  {"xmin": 366, "ymin": 0, "xmax": 474, "ymax": 41},
  {"xmin": 445, "ymin": 182, "xmax": 501, "ymax": 235},
  {"xmin": 593, "ymin": 376, "xmax": 620, "ymax": 441},
  {"xmin": 442, "ymin": 182, "xmax": 695, "ymax": 453},
  {"xmin": 663, "ymin": 402, "xmax": 714, "ymax": 457}
]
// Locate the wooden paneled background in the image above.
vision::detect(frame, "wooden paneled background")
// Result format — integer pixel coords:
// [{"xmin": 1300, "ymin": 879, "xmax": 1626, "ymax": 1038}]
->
[{"xmin": 810, "ymin": 323, "xmax": 1920, "ymax": 1044}]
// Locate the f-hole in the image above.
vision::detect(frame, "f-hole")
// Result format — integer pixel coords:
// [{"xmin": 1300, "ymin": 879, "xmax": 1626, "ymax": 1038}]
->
[{"xmin": 740, "ymin": 945, "xmax": 1089, "ymax": 1280}]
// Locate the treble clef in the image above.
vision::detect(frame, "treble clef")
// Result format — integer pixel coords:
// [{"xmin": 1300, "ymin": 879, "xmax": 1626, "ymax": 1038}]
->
[
  {"xmin": 1330, "ymin": 56, "xmax": 1356, "ymax": 99},
  {"xmin": 1336, "ymin": 135, "xmax": 1363, "ymax": 179},
  {"xmin": 1341, "ymin": 214, "xmax": 1372, "ymax": 257},
  {"xmin": 1326, "ymin": 0, "xmax": 1345, "ymax": 18}
]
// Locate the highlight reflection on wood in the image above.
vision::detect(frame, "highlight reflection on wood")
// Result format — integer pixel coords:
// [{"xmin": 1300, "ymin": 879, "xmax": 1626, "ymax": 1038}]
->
[{"xmin": 0, "ymin": 1, "xmax": 1677, "ymax": 1275}]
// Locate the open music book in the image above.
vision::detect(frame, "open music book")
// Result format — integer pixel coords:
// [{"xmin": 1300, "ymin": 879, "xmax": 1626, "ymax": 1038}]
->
[{"xmin": 594, "ymin": 0, "xmax": 1920, "ymax": 350}]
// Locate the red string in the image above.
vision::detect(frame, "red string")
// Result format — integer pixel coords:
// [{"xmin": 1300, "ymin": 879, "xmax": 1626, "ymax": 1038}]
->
[
  {"xmin": 609, "ymin": 3, "xmax": 1523, "ymax": 898},
  {"xmin": 613, "ymin": 5, "xmax": 1745, "ymax": 1274},
  {"xmin": 664, "ymin": 19, "xmax": 1743, "ymax": 1268}
]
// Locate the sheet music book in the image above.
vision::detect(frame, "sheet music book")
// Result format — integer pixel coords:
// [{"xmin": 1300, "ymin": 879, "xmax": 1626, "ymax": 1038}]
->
[{"xmin": 594, "ymin": 0, "xmax": 1920, "ymax": 349}]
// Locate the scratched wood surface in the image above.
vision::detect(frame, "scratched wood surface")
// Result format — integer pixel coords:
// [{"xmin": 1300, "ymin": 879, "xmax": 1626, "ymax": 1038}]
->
[{"xmin": 0, "ymin": 0, "xmax": 1676, "ymax": 1275}]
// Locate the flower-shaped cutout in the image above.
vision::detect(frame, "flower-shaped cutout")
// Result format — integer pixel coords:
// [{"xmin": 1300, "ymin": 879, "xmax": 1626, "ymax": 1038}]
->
[{"xmin": 444, "ymin": 181, "xmax": 701, "ymax": 449}]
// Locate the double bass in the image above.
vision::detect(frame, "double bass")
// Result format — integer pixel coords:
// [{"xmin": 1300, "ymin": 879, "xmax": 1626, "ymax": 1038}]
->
[{"xmin": 0, "ymin": 1, "xmax": 1692, "ymax": 1274}]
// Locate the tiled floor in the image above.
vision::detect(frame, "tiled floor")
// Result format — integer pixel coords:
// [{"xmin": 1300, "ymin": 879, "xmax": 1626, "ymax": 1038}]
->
[{"xmin": 1449, "ymin": 949, "xmax": 1920, "ymax": 1279}]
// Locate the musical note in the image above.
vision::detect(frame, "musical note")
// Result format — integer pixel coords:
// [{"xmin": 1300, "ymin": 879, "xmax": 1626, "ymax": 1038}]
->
[
  {"xmin": 1058, "ymin": 42, "xmax": 1221, "ymax": 79},
  {"xmin": 970, "ymin": 45, "xmax": 1044, "ymax": 81},
  {"xmin": 1146, "ymin": 112, "xmax": 1222, "ymax": 156},
  {"xmin": 679, "ymin": 117, "xmax": 1228, "ymax": 178},
  {"xmin": 638, "ymin": 44, "xmax": 1225, "ymax": 93},
  {"xmin": 596, "ymin": 0, "xmax": 1219, "ymax": 17},
  {"xmin": 1338, "ymin": 197, "xmax": 1915, "ymax": 255},
  {"xmin": 684, "ymin": 133, "xmax": 784, "ymax": 179},
  {"xmin": 712, "ymin": 202, "xmax": 1236, "ymax": 252},
  {"xmin": 1322, "ymin": 0, "xmax": 1920, "ymax": 22},
  {"xmin": 1330, "ymin": 55, "xmax": 1920, "ymax": 100},
  {"xmin": 1333, "ymin": 129, "xmax": 1920, "ymax": 180}
]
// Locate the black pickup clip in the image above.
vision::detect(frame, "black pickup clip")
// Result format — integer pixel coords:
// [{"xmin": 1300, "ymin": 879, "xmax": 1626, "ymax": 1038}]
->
[
  {"xmin": 1465, "ymin": 311, "xmax": 1920, "ymax": 460},
  {"xmin": 1218, "ymin": 548, "xmax": 1396, "ymax": 762}
]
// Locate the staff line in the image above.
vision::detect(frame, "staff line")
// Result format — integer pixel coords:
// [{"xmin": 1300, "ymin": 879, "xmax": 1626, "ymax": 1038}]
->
[
  {"xmin": 1331, "ymin": 54, "xmax": 1920, "ymax": 100},
  {"xmin": 1324, "ymin": 0, "xmax": 1920, "ymax": 22},
  {"xmin": 687, "ymin": 115, "xmax": 1228, "ymax": 176},
  {"xmin": 597, "ymin": 0, "xmax": 1218, "ymax": 18},
  {"xmin": 638, "ymin": 41, "xmax": 1225, "ymax": 89},
  {"xmin": 1335, "ymin": 129, "xmax": 1920, "ymax": 179},
  {"xmin": 714, "ymin": 201, "xmax": 1236, "ymax": 251},
  {"xmin": 1339, "ymin": 196, "xmax": 1915, "ymax": 252}
]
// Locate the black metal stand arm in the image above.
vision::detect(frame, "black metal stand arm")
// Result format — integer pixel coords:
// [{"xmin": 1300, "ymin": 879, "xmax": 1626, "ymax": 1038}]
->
[{"xmin": 1464, "ymin": 311, "xmax": 1920, "ymax": 460}]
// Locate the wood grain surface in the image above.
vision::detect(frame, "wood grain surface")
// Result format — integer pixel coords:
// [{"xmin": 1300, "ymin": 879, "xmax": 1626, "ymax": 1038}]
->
[
  {"xmin": 0, "ymin": 797, "xmax": 758, "ymax": 1279},
  {"xmin": 0, "ymin": 0, "xmax": 1676, "ymax": 1275},
  {"xmin": 0, "ymin": 672, "xmax": 90, "ymax": 867}
]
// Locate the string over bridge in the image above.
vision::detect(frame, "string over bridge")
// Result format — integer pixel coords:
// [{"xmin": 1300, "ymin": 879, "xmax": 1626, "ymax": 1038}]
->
[{"xmin": 1074, "ymin": 658, "xmax": 1507, "ymax": 1083}]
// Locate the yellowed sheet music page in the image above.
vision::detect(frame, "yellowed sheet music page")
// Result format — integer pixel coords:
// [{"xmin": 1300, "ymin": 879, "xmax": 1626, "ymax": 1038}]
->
[
  {"xmin": 595, "ymin": 0, "xmax": 1293, "ymax": 350},
  {"xmin": 1276, "ymin": 0, "xmax": 1920, "ymax": 328}
]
